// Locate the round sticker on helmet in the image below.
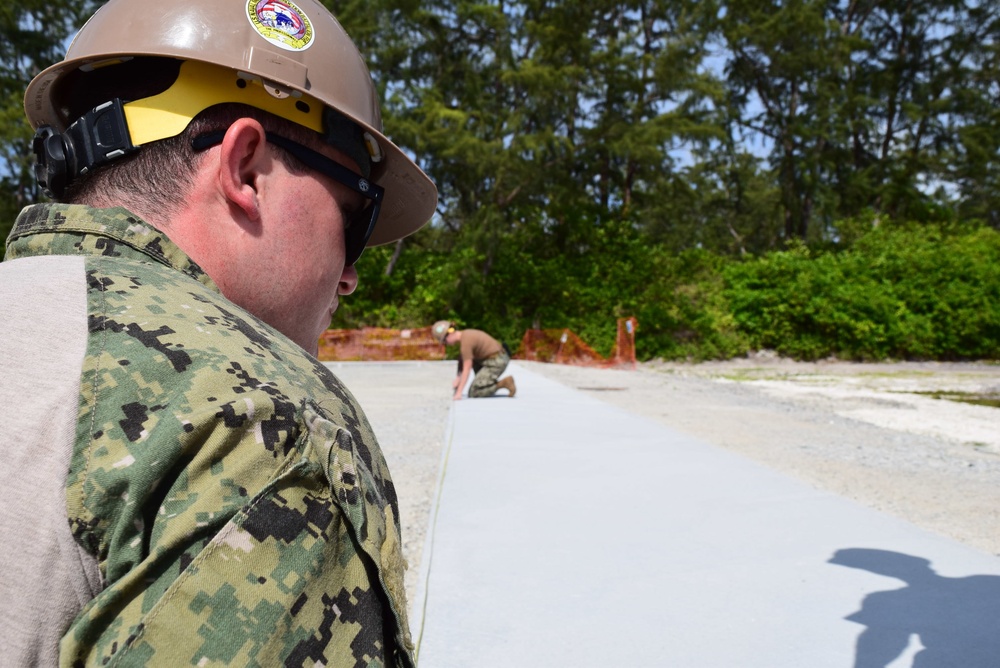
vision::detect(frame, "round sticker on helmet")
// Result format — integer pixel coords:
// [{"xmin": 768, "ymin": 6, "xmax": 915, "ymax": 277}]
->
[{"xmin": 246, "ymin": 0, "xmax": 315, "ymax": 51}]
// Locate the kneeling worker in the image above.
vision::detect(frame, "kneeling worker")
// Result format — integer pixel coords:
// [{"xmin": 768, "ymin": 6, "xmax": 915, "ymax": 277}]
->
[{"xmin": 433, "ymin": 321, "xmax": 517, "ymax": 400}]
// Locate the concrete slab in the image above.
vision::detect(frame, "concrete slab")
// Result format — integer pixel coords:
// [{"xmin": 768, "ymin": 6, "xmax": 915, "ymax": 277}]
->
[{"xmin": 413, "ymin": 363, "xmax": 1000, "ymax": 667}]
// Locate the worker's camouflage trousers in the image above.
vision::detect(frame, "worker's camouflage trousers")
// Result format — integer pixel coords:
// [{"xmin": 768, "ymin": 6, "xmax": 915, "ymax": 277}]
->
[{"xmin": 468, "ymin": 351, "xmax": 510, "ymax": 398}]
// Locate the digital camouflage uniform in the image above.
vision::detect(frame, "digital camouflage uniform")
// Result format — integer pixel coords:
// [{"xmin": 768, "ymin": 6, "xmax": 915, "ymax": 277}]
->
[
  {"xmin": 0, "ymin": 204, "xmax": 413, "ymax": 667},
  {"xmin": 468, "ymin": 350, "xmax": 511, "ymax": 397}
]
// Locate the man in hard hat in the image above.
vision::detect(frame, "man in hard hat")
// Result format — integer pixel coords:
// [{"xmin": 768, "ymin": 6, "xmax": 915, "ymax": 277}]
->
[
  {"xmin": 0, "ymin": 1, "xmax": 435, "ymax": 666},
  {"xmin": 432, "ymin": 321, "xmax": 517, "ymax": 400}
]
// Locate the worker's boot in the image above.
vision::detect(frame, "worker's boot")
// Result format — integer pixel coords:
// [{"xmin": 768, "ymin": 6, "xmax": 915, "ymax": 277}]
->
[{"xmin": 496, "ymin": 376, "xmax": 517, "ymax": 397}]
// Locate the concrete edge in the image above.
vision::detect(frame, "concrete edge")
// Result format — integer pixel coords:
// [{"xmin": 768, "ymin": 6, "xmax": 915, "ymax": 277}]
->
[{"xmin": 410, "ymin": 392, "xmax": 458, "ymax": 663}]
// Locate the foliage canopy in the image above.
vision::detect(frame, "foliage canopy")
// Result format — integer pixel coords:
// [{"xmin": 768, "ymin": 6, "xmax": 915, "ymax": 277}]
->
[{"xmin": 2, "ymin": 0, "xmax": 997, "ymax": 360}]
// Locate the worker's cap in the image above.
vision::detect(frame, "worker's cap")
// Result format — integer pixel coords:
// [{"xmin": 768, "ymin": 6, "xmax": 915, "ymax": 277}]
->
[{"xmin": 431, "ymin": 320, "xmax": 454, "ymax": 343}]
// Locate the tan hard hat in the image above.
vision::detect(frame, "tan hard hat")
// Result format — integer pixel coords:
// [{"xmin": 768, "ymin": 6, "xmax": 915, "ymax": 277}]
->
[
  {"xmin": 431, "ymin": 320, "xmax": 453, "ymax": 343},
  {"xmin": 23, "ymin": 0, "xmax": 437, "ymax": 247}
]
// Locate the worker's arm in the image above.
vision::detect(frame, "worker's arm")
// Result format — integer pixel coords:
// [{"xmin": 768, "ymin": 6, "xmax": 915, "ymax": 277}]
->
[{"xmin": 453, "ymin": 358, "xmax": 472, "ymax": 400}]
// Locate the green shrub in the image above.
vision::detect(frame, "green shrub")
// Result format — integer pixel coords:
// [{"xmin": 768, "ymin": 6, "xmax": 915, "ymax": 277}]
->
[
  {"xmin": 724, "ymin": 225, "xmax": 1000, "ymax": 360},
  {"xmin": 330, "ymin": 217, "xmax": 1000, "ymax": 363}
]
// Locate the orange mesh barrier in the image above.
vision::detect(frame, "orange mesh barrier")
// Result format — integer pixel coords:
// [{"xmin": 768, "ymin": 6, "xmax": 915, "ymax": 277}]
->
[
  {"xmin": 517, "ymin": 328, "xmax": 606, "ymax": 366},
  {"xmin": 317, "ymin": 326, "xmax": 445, "ymax": 361},
  {"xmin": 612, "ymin": 317, "xmax": 638, "ymax": 369},
  {"xmin": 516, "ymin": 317, "xmax": 638, "ymax": 368},
  {"xmin": 317, "ymin": 318, "xmax": 636, "ymax": 366}
]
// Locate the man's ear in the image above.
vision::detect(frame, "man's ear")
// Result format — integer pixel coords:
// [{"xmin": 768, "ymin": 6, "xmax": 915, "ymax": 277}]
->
[{"xmin": 217, "ymin": 119, "xmax": 270, "ymax": 221}]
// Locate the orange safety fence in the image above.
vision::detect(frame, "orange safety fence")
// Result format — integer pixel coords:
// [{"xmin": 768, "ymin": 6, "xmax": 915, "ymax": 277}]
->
[
  {"xmin": 516, "ymin": 317, "xmax": 637, "ymax": 369},
  {"xmin": 317, "ymin": 326, "xmax": 445, "ymax": 361},
  {"xmin": 317, "ymin": 317, "xmax": 637, "ymax": 368}
]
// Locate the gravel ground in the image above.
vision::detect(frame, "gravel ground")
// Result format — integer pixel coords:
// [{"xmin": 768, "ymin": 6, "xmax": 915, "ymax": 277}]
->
[{"xmin": 327, "ymin": 356, "xmax": 1000, "ymax": 617}]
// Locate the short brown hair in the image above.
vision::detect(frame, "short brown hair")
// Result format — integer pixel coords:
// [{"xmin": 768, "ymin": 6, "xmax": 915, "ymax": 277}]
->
[{"xmin": 66, "ymin": 104, "xmax": 322, "ymax": 215}]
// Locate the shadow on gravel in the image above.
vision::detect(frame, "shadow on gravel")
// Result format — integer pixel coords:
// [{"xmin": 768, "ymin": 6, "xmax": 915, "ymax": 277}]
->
[{"xmin": 829, "ymin": 548, "xmax": 1000, "ymax": 667}]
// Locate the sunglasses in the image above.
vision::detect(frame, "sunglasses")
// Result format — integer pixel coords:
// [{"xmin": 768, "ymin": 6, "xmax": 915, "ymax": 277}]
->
[{"xmin": 192, "ymin": 130, "xmax": 383, "ymax": 266}]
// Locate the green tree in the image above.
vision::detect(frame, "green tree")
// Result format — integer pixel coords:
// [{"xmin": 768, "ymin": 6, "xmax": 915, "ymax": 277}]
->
[
  {"xmin": 940, "ymin": 2, "xmax": 1000, "ymax": 228},
  {"xmin": 337, "ymin": 0, "xmax": 724, "ymax": 329},
  {"xmin": 1, "ymin": 1, "xmax": 103, "ymax": 253},
  {"xmin": 718, "ymin": 0, "xmax": 1000, "ymax": 242}
]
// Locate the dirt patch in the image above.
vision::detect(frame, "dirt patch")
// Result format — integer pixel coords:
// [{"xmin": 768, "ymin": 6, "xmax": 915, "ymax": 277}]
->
[{"xmin": 649, "ymin": 355, "xmax": 1000, "ymax": 452}]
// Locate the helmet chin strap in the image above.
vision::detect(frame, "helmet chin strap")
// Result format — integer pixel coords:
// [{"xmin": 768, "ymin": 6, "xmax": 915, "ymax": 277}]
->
[{"xmin": 32, "ymin": 99, "xmax": 137, "ymax": 199}]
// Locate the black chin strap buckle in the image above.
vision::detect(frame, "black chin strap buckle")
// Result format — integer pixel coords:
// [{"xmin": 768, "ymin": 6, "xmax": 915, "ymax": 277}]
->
[{"xmin": 32, "ymin": 98, "xmax": 137, "ymax": 199}]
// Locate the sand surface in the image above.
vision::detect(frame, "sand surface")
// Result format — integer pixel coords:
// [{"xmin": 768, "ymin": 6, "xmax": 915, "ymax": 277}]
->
[{"xmin": 327, "ymin": 357, "xmax": 1000, "ymax": 615}]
